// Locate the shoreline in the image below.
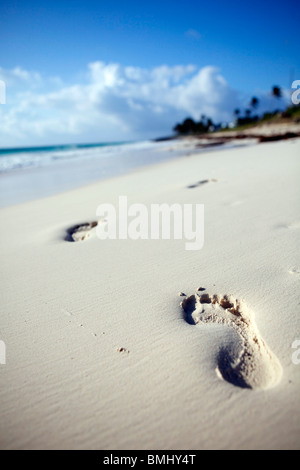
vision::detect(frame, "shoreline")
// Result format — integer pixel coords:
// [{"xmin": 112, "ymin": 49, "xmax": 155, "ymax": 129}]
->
[
  {"xmin": 2, "ymin": 120, "xmax": 299, "ymax": 209},
  {"xmin": 0, "ymin": 136, "xmax": 254, "ymax": 209},
  {"xmin": 0, "ymin": 139, "xmax": 179, "ymax": 209}
]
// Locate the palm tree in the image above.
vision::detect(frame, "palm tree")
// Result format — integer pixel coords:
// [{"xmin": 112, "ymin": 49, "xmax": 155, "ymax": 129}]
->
[
  {"xmin": 250, "ymin": 97, "xmax": 259, "ymax": 110},
  {"xmin": 272, "ymin": 86, "xmax": 282, "ymax": 99}
]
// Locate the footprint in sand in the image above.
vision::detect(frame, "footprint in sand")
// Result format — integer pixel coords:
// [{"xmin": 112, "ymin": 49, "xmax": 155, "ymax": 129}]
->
[
  {"xmin": 288, "ymin": 266, "xmax": 300, "ymax": 276},
  {"xmin": 287, "ymin": 221, "xmax": 300, "ymax": 230},
  {"xmin": 65, "ymin": 221, "xmax": 98, "ymax": 242},
  {"xmin": 181, "ymin": 290, "xmax": 282, "ymax": 390},
  {"xmin": 187, "ymin": 178, "xmax": 218, "ymax": 189},
  {"xmin": 275, "ymin": 220, "xmax": 300, "ymax": 231}
]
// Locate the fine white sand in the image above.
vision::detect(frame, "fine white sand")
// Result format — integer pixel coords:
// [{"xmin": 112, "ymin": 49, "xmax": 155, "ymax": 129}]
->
[{"xmin": 0, "ymin": 138, "xmax": 299, "ymax": 449}]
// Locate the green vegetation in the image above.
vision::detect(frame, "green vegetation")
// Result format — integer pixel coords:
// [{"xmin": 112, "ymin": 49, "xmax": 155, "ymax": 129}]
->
[
  {"xmin": 282, "ymin": 105, "xmax": 300, "ymax": 119},
  {"xmin": 173, "ymin": 85, "xmax": 300, "ymax": 136},
  {"xmin": 173, "ymin": 116, "xmax": 214, "ymax": 135}
]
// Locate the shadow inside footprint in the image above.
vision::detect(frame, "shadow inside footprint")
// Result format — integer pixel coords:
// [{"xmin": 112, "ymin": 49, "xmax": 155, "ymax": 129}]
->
[
  {"xmin": 217, "ymin": 347, "xmax": 251, "ymax": 389},
  {"xmin": 65, "ymin": 221, "xmax": 98, "ymax": 242},
  {"xmin": 182, "ymin": 295, "xmax": 198, "ymax": 324}
]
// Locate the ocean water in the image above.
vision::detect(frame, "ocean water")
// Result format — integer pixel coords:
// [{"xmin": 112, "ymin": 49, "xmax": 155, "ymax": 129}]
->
[
  {"xmin": 0, "ymin": 139, "xmax": 181, "ymax": 207},
  {"xmin": 0, "ymin": 140, "xmax": 157, "ymax": 173}
]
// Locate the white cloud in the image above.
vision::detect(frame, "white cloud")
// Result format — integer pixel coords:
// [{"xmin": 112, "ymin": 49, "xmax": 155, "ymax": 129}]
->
[
  {"xmin": 0, "ymin": 66, "xmax": 42, "ymax": 86},
  {"xmin": 0, "ymin": 62, "xmax": 290, "ymax": 147}
]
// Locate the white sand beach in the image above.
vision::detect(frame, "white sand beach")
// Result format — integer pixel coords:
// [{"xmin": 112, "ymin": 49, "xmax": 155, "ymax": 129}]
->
[{"xmin": 0, "ymin": 137, "xmax": 300, "ymax": 449}]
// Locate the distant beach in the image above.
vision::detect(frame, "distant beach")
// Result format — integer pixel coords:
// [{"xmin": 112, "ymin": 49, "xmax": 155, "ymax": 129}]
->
[{"xmin": 0, "ymin": 136, "xmax": 248, "ymax": 208}]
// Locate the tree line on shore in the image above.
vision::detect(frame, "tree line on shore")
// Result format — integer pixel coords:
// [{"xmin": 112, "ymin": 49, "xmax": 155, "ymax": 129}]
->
[{"xmin": 173, "ymin": 85, "xmax": 292, "ymax": 135}]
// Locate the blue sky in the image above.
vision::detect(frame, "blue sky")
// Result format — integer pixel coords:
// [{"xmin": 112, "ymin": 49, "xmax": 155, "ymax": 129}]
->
[{"xmin": 0, "ymin": 0, "xmax": 299, "ymax": 146}]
